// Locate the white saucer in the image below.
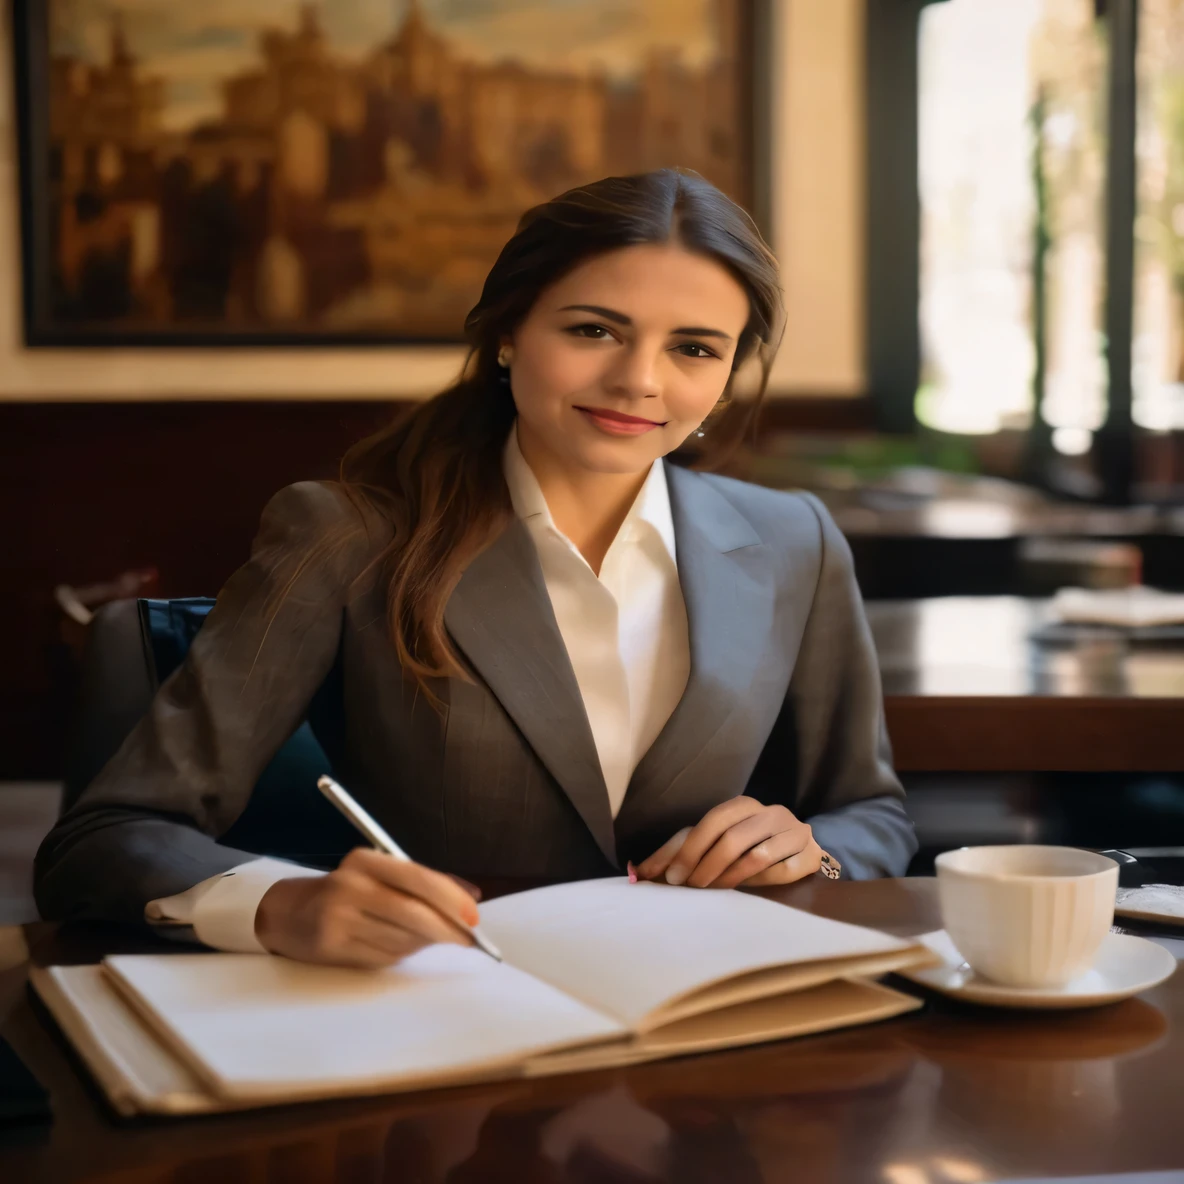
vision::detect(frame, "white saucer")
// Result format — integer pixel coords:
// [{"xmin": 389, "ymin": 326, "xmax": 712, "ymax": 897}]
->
[{"xmin": 898, "ymin": 930, "xmax": 1178, "ymax": 1009}]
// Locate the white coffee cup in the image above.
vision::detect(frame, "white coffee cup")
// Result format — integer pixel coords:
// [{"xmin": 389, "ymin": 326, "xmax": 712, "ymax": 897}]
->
[{"xmin": 935, "ymin": 845, "xmax": 1119, "ymax": 988}]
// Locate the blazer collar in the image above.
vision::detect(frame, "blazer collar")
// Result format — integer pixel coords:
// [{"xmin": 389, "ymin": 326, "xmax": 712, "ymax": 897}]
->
[
  {"xmin": 615, "ymin": 464, "xmax": 771, "ymax": 831},
  {"xmin": 443, "ymin": 518, "xmax": 617, "ymax": 864},
  {"xmin": 663, "ymin": 461, "xmax": 763, "ymax": 553},
  {"xmin": 443, "ymin": 461, "xmax": 770, "ymax": 866}
]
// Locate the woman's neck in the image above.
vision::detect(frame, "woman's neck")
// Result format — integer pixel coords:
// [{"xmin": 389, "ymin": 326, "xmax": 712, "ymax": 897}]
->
[{"xmin": 516, "ymin": 424, "xmax": 651, "ymax": 576}]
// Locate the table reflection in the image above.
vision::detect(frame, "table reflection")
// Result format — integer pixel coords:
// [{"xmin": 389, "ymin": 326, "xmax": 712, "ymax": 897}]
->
[
  {"xmin": 868, "ymin": 596, "xmax": 1184, "ymax": 699},
  {"xmin": 889, "ymin": 997, "xmax": 1171, "ymax": 1178}
]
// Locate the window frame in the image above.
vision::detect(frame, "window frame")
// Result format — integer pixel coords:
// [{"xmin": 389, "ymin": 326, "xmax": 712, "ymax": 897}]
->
[{"xmin": 866, "ymin": 0, "xmax": 1141, "ymax": 504}]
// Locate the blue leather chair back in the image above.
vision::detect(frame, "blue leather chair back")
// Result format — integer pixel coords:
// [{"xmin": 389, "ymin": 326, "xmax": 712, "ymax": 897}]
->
[
  {"xmin": 63, "ymin": 597, "xmax": 356, "ymax": 867},
  {"xmin": 137, "ymin": 598, "xmax": 220, "ymax": 688},
  {"xmin": 138, "ymin": 597, "xmax": 357, "ymax": 866}
]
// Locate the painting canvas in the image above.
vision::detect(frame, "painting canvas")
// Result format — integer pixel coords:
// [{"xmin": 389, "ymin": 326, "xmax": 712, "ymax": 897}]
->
[{"xmin": 14, "ymin": 0, "xmax": 761, "ymax": 345}]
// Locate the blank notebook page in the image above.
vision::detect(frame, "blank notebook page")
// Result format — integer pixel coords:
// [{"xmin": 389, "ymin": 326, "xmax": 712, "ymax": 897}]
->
[
  {"xmin": 478, "ymin": 879, "xmax": 911, "ymax": 1029},
  {"xmin": 104, "ymin": 944, "xmax": 624, "ymax": 1101}
]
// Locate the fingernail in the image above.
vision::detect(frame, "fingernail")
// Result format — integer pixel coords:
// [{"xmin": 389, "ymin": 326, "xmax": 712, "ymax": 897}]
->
[
  {"xmin": 627, "ymin": 861, "xmax": 638, "ymax": 884},
  {"xmin": 665, "ymin": 865, "xmax": 687, "ymax": 886},
  {"xmin": 463, "ymin": 904, "xmax": 480, "ymax": 927}
]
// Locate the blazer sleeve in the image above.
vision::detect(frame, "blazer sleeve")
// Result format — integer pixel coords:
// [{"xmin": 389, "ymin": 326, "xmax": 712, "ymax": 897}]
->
[
  {"xmin": 34, "ymin": 481, "xmax": 378, "ymax": 928},
  {"xmin": 783, "ymin": 494, "xmax": 918, "ymax": 879}
]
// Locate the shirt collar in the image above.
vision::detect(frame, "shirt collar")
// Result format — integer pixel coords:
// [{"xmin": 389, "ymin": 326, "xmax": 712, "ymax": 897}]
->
[{"xmin": 502, "ymin": 422, "xmax": 677, "ymax": 562}]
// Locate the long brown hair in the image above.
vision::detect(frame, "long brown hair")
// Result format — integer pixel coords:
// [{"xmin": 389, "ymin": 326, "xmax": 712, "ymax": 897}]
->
[{"xmin": 340, "ymin": 168, "xmax": 784, "ymax": 693}]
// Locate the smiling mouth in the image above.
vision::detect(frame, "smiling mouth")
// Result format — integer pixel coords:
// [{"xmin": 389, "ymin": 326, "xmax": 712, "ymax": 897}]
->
[{"xmin": 574, "ymin": 406, "xmax": 667, "ymax": 427}]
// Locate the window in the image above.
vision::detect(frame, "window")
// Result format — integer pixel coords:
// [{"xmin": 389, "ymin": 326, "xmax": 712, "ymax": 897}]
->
[
  {"xmin": 1134, "ymin": 0, "xmax": 1184, "ymax": 430},
  {"xmin": 868, "ymin": 0, "xmax": 1167, "ymax": 497},
  {"xmin": 916, "ymin": 0, "xmax": 1109, "ymax": 444}
]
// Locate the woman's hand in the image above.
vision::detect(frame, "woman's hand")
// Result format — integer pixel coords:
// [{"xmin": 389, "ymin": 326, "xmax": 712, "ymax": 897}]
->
[
  {"xmin": 635, "ymin": 797, "xmax": 823, "ymax": 888},
  {"xmin": 255, "ymin": 847, "xmax": 482, "ymax": 969}
]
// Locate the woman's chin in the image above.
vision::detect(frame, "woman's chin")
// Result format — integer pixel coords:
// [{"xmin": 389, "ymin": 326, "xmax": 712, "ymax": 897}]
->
[{"xmin": 566, "ymin": 437, "xmax": 666, "ymax": 475}]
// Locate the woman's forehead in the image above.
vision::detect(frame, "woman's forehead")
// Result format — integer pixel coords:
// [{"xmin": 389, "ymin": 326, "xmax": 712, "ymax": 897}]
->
[{"xmin": 539, "ymin": 244, "xmax": 749, "ymax": 324}]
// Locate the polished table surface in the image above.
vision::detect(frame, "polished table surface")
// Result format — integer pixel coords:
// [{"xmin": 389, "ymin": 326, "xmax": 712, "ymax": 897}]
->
[
  {"xmin": 831, "ymin": 498, "xmax": 1184, "ymax": 540},
  {"xmin": 2, "ymin": 877, "xmax": 1182, "ymax": 1183},
  {"xmin": 866, "ymin": 597, "xmax": 1184, "ymax": 772}
]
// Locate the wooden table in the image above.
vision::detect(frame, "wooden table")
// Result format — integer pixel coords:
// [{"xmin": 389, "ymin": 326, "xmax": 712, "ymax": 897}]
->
[
  {"xmin": 868, "ymin": 597, "xmax": 1184, "ymax": 773},
  {"xmin": 832, "ymin": 497, "xmax": 1184, "ymax": 541},
  {"xmin": 2, "ymin": 878, "xmax": 1182, "ymax": 1182},
  {"xmin": 828, "ymin": 491, "xmax": 1184, "ymax": 599}
]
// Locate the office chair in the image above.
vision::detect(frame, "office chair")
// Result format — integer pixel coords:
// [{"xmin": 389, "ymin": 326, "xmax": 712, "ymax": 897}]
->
[{"xmin": 61, "ymin": 598, "xmax": 358, "ymax": 867}]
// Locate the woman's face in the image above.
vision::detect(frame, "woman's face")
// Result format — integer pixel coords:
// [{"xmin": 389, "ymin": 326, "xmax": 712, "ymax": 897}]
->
[{"xmin": 506, "ymin": 243, "xmax": 751, "ymax": 476}]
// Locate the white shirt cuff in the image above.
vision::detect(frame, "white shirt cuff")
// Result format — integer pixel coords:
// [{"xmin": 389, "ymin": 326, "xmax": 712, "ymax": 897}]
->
[{"xmin": 144, "ymin": 858, "xmax": 326, "ymax": 953}]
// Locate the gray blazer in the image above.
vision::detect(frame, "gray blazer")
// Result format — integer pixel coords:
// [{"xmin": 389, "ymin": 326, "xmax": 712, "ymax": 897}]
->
[{"xmin": 34, "ymin": 466, "xmax": 916, "ymax": 927}]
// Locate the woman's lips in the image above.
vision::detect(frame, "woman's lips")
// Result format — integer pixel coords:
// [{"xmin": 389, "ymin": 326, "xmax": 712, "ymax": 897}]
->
[{"xmin": 575, "ymin": 406, "xmax": 665, "ymax": 436}]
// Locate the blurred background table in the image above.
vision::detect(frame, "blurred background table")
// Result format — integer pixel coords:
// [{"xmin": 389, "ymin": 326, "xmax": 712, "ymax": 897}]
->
[
  {"xmin": 819, "ymin": 478, "xmax": 1184, "ymax": 600},
  {"xmin": 869, "ymin": 597, "xmax": 1184, "ymax": 773}
]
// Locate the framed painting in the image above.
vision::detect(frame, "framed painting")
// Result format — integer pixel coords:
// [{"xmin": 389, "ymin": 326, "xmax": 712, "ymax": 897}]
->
[{"xmin": 12, "ymin": 0, "xmax": 769, "ymax": 346}]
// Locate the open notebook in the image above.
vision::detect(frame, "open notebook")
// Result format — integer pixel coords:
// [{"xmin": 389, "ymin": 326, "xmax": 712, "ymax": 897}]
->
[{"xmin": 31, "ymin": 878, "xmax": 933, "ymax": 1116}]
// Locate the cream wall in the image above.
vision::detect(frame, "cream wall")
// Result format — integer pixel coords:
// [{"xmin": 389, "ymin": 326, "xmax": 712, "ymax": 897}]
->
[{"xmin": 0, "ymin": 0, "xmax": 864, "ymax": 401}]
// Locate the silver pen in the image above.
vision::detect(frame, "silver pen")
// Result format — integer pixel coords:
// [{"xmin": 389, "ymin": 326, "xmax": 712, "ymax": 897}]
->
[{"xmin": 316, "ymin": 775, "xmax": 503, "ymax": 962}]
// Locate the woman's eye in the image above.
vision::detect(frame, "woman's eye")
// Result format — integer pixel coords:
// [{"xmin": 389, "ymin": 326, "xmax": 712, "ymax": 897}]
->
[
  {"xmin": 675, "ymin": 342, "xmax": 717, "ymax": 359},
  {"xmin": 568, "ymin": 323, "xmax": 612, "ymax": 339}
]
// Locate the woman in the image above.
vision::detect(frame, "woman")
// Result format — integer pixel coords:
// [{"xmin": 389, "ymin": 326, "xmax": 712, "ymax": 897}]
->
[{"xmin": 35, "ymin": 170, "xmax": 916, "ymax": 969}]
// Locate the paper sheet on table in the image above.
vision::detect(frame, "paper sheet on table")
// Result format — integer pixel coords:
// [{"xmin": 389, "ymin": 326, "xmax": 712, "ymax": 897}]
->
[
  {"xmin": 477, "ymin": 879, "xmax": 916, "ymax": 1030},
  {"xmin": 1115, "ymin": 883, "xmax": 1184, "ymax": 929},
  {"xmin": 1049, "ymin": 586, "xmax": 1184, "ymax": 628}
]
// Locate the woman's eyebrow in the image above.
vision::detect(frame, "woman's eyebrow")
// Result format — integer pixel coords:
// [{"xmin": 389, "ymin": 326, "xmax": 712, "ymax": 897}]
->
[
  {"xmin": 558, "ymin": 304, "xmax": 734, "ymax": 341},
  {"xmin": 559, "ymin": 303, "xmax": 632, "ymax": 325}
]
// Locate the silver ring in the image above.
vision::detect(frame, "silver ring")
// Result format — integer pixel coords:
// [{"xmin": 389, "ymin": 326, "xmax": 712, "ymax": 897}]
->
[{"xmin": 817, "ymin": 850, "xmax": 841, "ymax": 880}]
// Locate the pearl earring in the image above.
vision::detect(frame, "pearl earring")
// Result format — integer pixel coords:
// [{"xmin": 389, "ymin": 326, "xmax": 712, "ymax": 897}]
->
[{"xmin": 497, "ymin": 348, "xmax": 512, "ymax": 368}]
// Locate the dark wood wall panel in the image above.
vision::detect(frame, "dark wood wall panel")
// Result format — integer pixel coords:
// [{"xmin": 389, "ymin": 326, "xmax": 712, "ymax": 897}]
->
[{"xmin": 2, "ymin": 400, "xmax": 399, "ymax": 778}]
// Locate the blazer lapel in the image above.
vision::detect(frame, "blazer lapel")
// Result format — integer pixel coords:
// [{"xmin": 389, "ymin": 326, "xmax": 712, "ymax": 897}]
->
[
  {"xmin": 617, "ymin": 464, "xmax": 775, "ymax": 830},
  {"xmin": 443, "ymin": 521, "xmax": 617, "ymax": 865}
]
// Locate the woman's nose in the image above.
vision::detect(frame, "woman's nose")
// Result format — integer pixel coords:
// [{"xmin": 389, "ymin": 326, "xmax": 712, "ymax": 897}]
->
[{"xmin": 606, "ymin": 347, "xmax": 663, "ymax": 400}]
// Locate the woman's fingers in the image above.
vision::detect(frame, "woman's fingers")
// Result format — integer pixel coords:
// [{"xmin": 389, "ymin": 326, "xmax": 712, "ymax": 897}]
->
[
  {"xmin": 358, "ymin": 881, "xmax": 474, "ymax": 948},
  {"xmin": 659, "ymin": 798, "xmax": 767, "ymax": 886},
  {"xmin": 342, "ymin": 847, "xmax": 480, "ymax": 929},
  {"xmin": 335, "ymin": 930, "xmax": 429, "ymax": 970},
  {"xmin": 739, "ymin": 839, "xmax": 823, "ymax": 887},
  {"xmin": 681, "ymin": 805, "xmax": 800, "ymax": 890},
  {"xmin": 346, "ymin": 913, "xmax": 436, "ymax": 963},
  {"xmin": 447, "ymin": 873, "xmax": 483, "ymax": 902},
  {"xmin": 255, "ymin": 853, "xmax": 482, "ymax": 968},
  {"xmin": 633, "ymin": 799, "xmax": 822, "ymax": 891},
  {"xmin": 635, "ymin": 826, "xmax": 693, "ymax": 882},
  {"xmin": 705, "ymin": 824, "xmax": 819, "ymax": 890}
]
